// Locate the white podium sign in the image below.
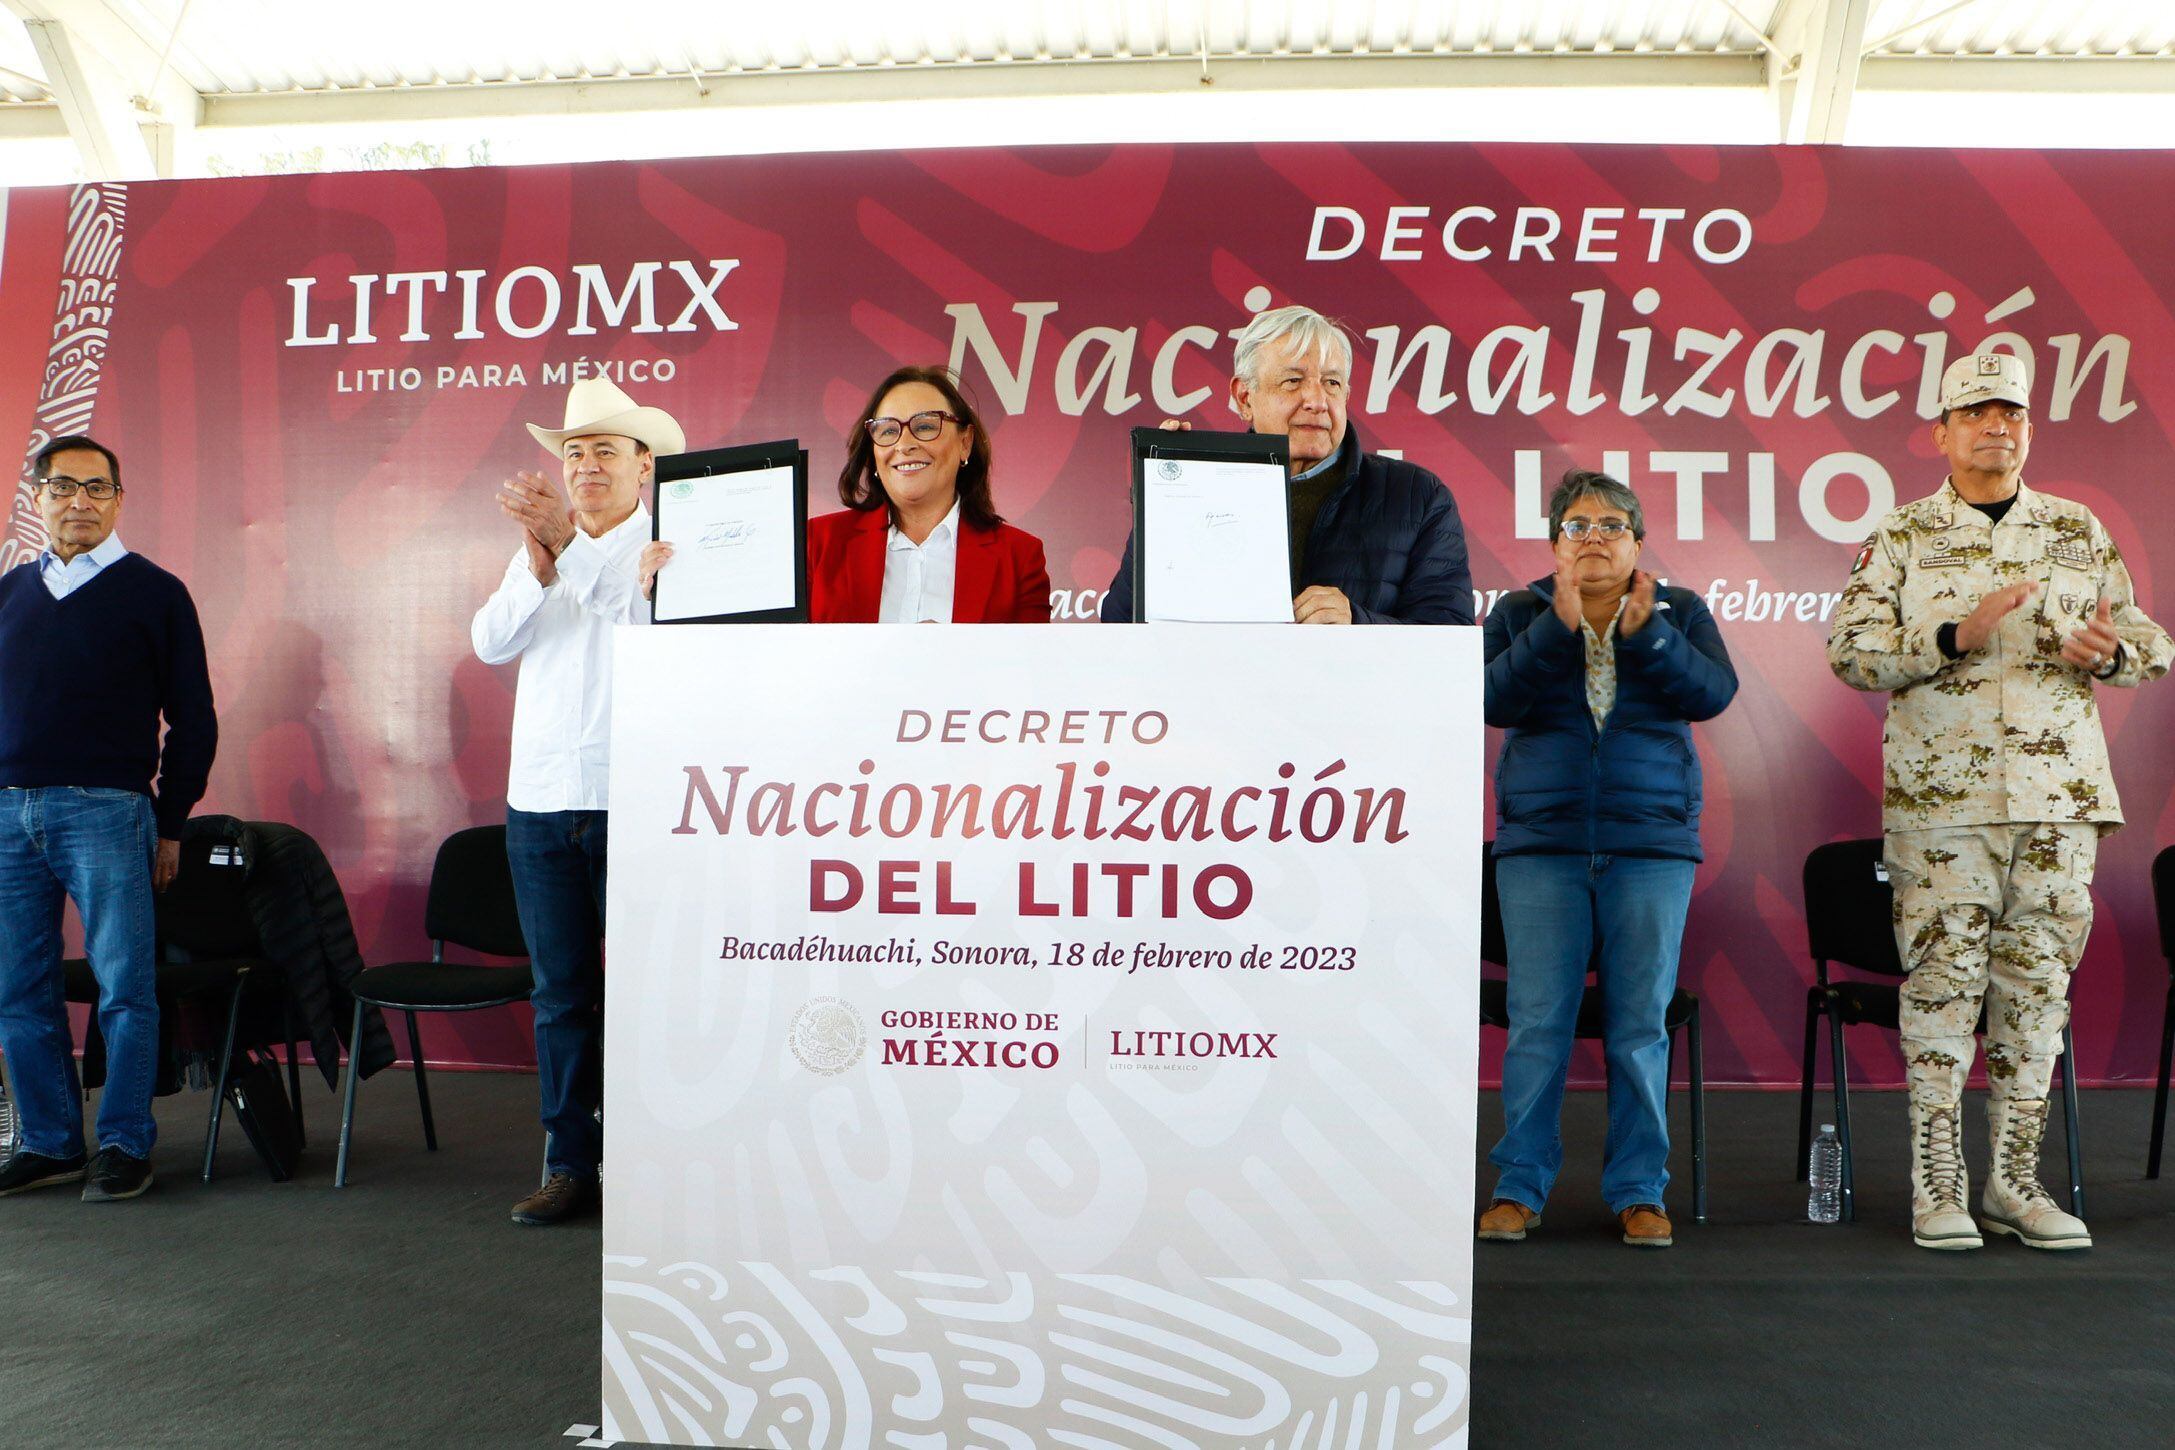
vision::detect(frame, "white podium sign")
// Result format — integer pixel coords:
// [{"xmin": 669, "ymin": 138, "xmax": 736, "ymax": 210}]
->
[{"xmin": 602, "ymin": 625, "xmax": 1481, "ymax": 1448}]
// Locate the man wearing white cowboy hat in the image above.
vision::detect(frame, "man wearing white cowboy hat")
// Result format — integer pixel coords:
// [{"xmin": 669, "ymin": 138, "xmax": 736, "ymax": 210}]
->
[
  {"xmin": 471, "ymin": 377, "xmax": 684, "ymax": 1226},
  {"xmin": 1829, "ymin": 351, "xmax": 2169, "ymax": 1253}
]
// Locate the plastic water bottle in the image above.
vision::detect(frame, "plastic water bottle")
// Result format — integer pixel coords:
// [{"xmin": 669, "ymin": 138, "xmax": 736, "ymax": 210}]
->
[{"xmin": 1808, "ymin": 1124, "xmax": 1842, "ymax": 1223}]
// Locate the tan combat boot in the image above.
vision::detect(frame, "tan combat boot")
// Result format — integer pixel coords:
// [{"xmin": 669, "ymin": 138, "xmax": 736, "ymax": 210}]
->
[
  {"xmin": 1909, "ymin": 1100, "xmax": 1982, "ymax": 1251},
  {"xmin": 1980, "ymin": 1097, "xmax": 2091, "ymax": 1251}
]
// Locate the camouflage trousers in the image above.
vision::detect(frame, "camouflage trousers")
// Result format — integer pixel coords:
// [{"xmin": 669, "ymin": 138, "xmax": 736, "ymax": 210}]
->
[{"xmin": 1885, "ymin": 823, "xmax": 2098, "ymax": 1105}]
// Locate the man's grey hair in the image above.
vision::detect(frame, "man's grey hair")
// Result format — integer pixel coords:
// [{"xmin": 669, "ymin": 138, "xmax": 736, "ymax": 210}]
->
[
  {"xmin": 1231, "ymin": 305, "xmax": 1355, "ymax": 395},
  {"xmin": 1548, "ymin": 469, "xmax": 1646, "ymax": 542}
]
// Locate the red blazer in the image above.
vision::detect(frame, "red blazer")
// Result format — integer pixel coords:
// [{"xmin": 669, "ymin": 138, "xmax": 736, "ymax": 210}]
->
[{"xmin": 806, "ymin": 507, "xmax": 1052, "ymax": 623}]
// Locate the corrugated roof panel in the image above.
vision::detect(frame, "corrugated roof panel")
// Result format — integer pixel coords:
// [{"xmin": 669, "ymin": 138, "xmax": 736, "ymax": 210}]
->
[
  {"xmin": 3, "ymin": 0, "xmax": 2172, "ymax": 110},
  {"xmin": 1868, "ymin": 0, "xmax": 2175, "ymax": 57},
  {"xmin": 0, "ymin": 16, "xmax": 48, "ymax": 104}
]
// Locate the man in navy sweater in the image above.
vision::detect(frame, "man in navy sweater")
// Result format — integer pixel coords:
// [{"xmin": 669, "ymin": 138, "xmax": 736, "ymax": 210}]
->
[{"xmin": 0, "ymin": 435, "xmax": 216, "ymax": 1203}]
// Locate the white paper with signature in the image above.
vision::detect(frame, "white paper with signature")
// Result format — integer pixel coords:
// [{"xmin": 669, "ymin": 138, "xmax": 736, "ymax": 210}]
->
[
  {"xmin": 1142, "ymin": 455, "xmax": 1292, "ymax": 622},
  {"xmin": 653, "ymin": 465, "xmax": 798, "ymax": 621}
]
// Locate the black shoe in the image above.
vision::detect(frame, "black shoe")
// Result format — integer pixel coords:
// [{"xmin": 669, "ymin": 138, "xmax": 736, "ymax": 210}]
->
[
  {"xmin": 0, "ymin": 1148, "xmax": 89, "ymax": 1197},
  {"xmin": 81, "ymin": 1146, "xmax": 154, "ymax": 1203},
  {"xmin": 512, "ymin": 1172, "xmax": 596, "ymax": 1226}
]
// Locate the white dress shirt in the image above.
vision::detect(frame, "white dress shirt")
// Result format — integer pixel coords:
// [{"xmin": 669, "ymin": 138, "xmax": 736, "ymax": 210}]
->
[
  {"xmin": 40, "ymin": 532, "xmax": 129, "ymax": 600},
  {"xmin": 470, "ymin": 507, "xmax": 649, "ymax": 812},
  {"xmin": 878, "ymin": 500, "xmax": 960, "ymax": 624}
]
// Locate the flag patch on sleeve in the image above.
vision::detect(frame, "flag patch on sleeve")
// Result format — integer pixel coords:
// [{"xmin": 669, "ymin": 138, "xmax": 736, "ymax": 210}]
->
[{"xmin": 1851, "ymin": 540, "xmax": 1875, "ymax": 574}]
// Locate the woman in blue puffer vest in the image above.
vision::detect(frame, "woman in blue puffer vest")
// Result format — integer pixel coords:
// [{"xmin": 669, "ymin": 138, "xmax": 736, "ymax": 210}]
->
[{"xmin": 1476, "ymin": 469, "xmax": 1737, "ymax": 1250}]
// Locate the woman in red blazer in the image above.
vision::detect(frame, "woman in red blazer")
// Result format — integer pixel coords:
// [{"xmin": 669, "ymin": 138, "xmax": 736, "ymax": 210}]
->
[
  {"xmin": 807, "ymin": 365, "xmax": 1050, "ymax": 623},
  {"xmin": 638, "ymin": 366, "xmax": 1050, "ymax": 622}
]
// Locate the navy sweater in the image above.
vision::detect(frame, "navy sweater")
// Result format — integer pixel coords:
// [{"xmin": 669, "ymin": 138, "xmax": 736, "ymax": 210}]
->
[
  {"xmin": 1484, "ymin": 578, "xmax": 1736, "ymax": 861},
  {"xmin": 0, "ymin": 554, "xmax": 217, "ymax": 839},
  {"xmin": 1100, "ymin": 422, "xmax": 1474, "ymax": 624}
]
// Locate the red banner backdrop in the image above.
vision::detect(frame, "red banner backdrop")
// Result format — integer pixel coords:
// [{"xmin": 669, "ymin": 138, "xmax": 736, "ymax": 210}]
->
[{"xmin": 4, "ymin": 143, "xmax": 2171, "ymax": 1086}]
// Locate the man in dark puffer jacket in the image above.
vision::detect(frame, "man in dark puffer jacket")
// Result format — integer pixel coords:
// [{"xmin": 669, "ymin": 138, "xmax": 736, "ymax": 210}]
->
[{"xmin": 1099, "ymin": 304, "xmax": 1471, "ymax": 625}]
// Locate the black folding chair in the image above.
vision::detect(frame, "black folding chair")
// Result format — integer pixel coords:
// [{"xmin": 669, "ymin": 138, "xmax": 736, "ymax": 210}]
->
[
  {"xmin": 2146, "ymin": 847, "xmax": 2175, "ymax": 1178},
  {"xmin": 1476, "ymin": 843, "xmax": 1708, "ymax": 1224},
  {"xmin": 1796, "ymin": 838, "xmax": 2083, "ymax": 1222},
  {"xmin": 335, "ymin": 826, "xmax": 532, "ymax": 1187},
  {"xmin": 63, "ymin": 832, "xmax": 301, "ymax": 1184}
]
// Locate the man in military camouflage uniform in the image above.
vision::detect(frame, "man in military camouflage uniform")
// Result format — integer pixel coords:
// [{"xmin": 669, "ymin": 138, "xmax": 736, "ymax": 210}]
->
[{"xmin": 1828, "ymin": 352, "xmax": 2170, "ymax": 1252}]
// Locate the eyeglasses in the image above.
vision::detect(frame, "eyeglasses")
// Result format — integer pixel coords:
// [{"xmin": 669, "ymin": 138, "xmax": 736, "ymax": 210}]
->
[
  {"xmin": 36, "ymin": 476, "xmax": 121, "ymax": 500},
  {"xmin": 1560, "ymin": 519, "xmax": 1632, "ymax": 541},
  {"xmin": 865, "ymin": 411, "xmax": 963, "ymax": 446}
]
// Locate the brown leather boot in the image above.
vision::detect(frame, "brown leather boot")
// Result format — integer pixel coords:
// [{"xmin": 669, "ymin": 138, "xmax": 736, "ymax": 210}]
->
[
  {"xmin": 1618, "ymin": 1204, "xmax": 1673, "ymax": 1247},
  {"xmin": 1476, "ymin": 1199, "xmax": 1541, "ymax": 1241},
  {"xmin": 512, "ymin": 1172, "xmax": 596, "ymax": 1226}
]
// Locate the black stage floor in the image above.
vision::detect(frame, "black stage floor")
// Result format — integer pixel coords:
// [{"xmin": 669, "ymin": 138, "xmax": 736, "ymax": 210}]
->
[{"xmin": 4, "ymin": 1073, "xmax": 2173, "ymax": 1448}]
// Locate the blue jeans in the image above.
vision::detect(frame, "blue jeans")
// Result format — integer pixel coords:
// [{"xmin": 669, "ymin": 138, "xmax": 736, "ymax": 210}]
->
[
  {"xmin": 0, "ymin": 787, "xmax": 159, "ymax": 1159},
  {"xmin": 506, "ymin": 809, "xmax": 606, "ymax": 1181},
  {"xmin": 1489, "ymin": 852, "xmax": 1695, "ymax": 1215}
]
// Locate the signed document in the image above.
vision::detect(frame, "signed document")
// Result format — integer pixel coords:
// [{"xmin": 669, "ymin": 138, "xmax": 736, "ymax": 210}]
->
[
  {"xmin": 1140, "ymin": 454, "xmax": 1293, "ymax": 622},
  {"xmin": 652, "ymin": 464, "xmax": 799, "ymax": 622}
]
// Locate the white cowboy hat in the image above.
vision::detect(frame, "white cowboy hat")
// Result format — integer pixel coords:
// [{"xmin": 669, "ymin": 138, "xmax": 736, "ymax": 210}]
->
[{"xmin": 526, "ymin": 377, "xmax": 686, "ymax": 457}]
